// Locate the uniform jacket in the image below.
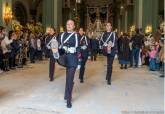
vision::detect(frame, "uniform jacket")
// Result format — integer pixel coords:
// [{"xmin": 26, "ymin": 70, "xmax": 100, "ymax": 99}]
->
[
  {"xmin": 100, "ymin": 32, "xmax": 117, "ymax": 57},
  {"xmin": 58, "ymin": 32, "xmax": 81, "ymax": 67}
]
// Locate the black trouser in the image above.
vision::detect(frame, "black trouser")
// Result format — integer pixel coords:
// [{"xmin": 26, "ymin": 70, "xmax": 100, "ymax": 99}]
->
[
  {"xmin": 37, "ymin": 50, "xmax": 43, "ymax": 60},
  {"xmin": 106, "ymin": 56, "xmax": 114, "ymax": 82},
  {"xmin": 129, "ymin": 50, "xmax": 133, "ymax": 66},
  {"xmin": 9, "ymin": 52, "xmax": 16, "ymax": 68},
  {"xmin": 29, "ymin": 48, "xmax": 36, "ymax": 63},
  {"xmin": 91, "ymin": 49, "xmax": 97, "ymax": 61},
  {"xmin": 79, "ymin": 55, "xmax": 88, "ymax": 81},
  {"xmin": 64, "ymin": 67, "xmax": 76, "ymax": 101},
  {"xmin": 49, "ymin": 56, "xmax": 55, "ymax": 80},
  {"xmin": 0, "ymin": 52, "xmax": 3, "ymax": 70},
  {"xmin": 45, "ymin": 49, "xmax": 50, "ymax": 58},
  {"xmin": 3, "ymin": 53, "xmax": 9, "ymax": 71}
]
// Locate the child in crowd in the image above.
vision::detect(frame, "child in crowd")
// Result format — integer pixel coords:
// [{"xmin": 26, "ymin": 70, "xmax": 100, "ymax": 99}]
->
[{"xmin": 149, "ymin": 45, "xmax": 157, "ymax": 71}]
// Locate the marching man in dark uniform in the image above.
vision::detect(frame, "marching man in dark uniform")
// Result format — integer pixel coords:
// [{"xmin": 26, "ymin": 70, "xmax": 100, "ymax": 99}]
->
[
  {"xmin": 100, "ymin": 22, "xmax": 117, "ymax": 85},
  {"xmin": 58, "ymin": 20, "xmax": 80, "ymax": 108},
  {"xmin": 78, "ymin": 28, "xmax": 89, "ymax": 83},
  {"xmin": 46, "ymin": 27, "xmax": 59, "ymax": 81},
  {"xmin": 90, "ymin": 38, "xmax": 99, "ymax": 61}
]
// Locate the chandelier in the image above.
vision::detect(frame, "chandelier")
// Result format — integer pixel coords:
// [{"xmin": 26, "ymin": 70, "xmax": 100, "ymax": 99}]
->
[{"xmin": 3, "ymin": 3, "xmax": 12, "ymax": 26}]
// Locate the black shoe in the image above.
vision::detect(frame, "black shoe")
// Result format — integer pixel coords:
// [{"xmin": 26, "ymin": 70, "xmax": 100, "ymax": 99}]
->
[
  {"xmin": 67, "ymin": 100, "xmax": 72, "ymax": 108},
  {"xmin": 107, "ymin": 80, "xmax": 111, "ymax": 85},
  {"xmin": 120, "ymin": 64, "xmax": 124, "ymax": 69},
  {"xmin": 49, "ymin": 78, "xmax": 54, "ymax": 81},
  {"xmin": 4, "ymin": 69, "xmax": 10, "ymax": 72},
  {"xmin": 10, "ymin": 67, "xmax": 16, "ymax": 70},
  {"xmin": 31, "ymin": 61, "xmax": 35, "ymax": 63},
  {"xmin": 134, "ymin": 65, "xmax": 138, "ymax": 68},
  {"xmin": 124, "ymin": 65, "xmax": 127, "ymax": 69},
  {"xmin": 160, "ymin": 75, "xmax": 164, "ymax": 78},
  {"xmin": 80, "ymin": 80, "xmax": 84, "ymax": 83}
]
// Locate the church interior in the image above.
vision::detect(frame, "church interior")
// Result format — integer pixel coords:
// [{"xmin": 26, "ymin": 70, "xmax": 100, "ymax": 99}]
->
[{"xmin": 0, "ymin": 0, "xmax": 164, "ymax": 113}]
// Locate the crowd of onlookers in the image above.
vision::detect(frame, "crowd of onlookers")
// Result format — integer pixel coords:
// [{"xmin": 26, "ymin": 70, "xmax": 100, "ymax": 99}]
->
[
  {"xmin": 117, "ymin": 27, "xmax": 164, "ymax": 77},
  {"xmin": 0, "ymin": 25, "xmax": 164, "ymax": 77},
  {"xmin": 0, "ymin": 26, "xmax": 50, "ymax": 73}
]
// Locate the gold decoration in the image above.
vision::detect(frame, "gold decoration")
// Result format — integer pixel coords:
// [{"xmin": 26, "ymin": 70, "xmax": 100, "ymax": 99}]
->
[
  {"xmin": 145, "ymin": 25, "xmax": 152, "ymax": 34},
  {"xmin": 12, "ymin": 19, "xmax": 22, "ymax": 31},
  {"xmin": 130, "ymin": 25, "xmax": 135, "ymax": 32}
]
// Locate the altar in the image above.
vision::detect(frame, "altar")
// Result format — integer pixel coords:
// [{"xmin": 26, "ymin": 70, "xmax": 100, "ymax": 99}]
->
[{"xmin": 86, "ymin": 5, "xmax": 113, "ymax": 39}]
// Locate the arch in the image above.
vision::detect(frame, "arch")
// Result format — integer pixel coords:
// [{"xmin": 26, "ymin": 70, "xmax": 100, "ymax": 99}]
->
[{"xmin": 12, "ymin": 1, "xmax": 28, "ymax": 25}]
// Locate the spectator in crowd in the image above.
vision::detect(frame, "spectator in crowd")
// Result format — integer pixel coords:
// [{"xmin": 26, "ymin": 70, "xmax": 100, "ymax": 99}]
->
[
  {"xmin": 153, "ymin": 27, "xmax": 162, "ymax": 42},
  {"xmin": 90, "ymin": 38, "xmax": 99, "ymax": 61},
  {"xmin": 0, "ymin": 26, "xmax": 4, "ymax": 73},
  {"xmin": 159, "ymin": 37, "xmax": 164, "ymax": 77},
  {"xmin": 149, "ymin": 45, "xmax": 157, "ymax": 71},
  {"xmin": 8, "ymin": 31, "xmax": 18, "ymax": 69},
  {"xmin": 118, "ymin": 33, "xmax": 130, "ymax": 69},
  {"xmin": 1, "ymin": 27, "xmax": 13, "ymax": 71},
  {"xmin": 37, "ymin": 33, "xmax": 43, "ymax": 60},
  {"xmin": 29, "ymin": 32, "xmax": 37, "ymax": 63},
  {"xmin": 131, "ymin": 28, "xmax": 144, "ymax": 68},
  {"xmin": 22, "ymin": 32, "xmax": 29, "ymax": 65}
]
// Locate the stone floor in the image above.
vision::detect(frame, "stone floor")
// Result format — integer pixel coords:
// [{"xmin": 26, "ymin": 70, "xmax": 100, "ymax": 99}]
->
[{"xmin": 0, "ymin": 56, "xmax": 164, "ymax": 114}]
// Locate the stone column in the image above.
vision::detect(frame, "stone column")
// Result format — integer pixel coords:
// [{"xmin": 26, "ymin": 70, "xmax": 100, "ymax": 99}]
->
[
  {"xmin": 0, "ymin": 0, "xmax": 3, "ymax": 26},
  {"xmin": 134, "ymin": 0, "xmax": 159, "ymax": 32},
  {"xmin": 127, "ymin": 6, "xmax": 134, "ymax": 32},
  {"xmin": 43, "ymin": 0, "xmax": 62, "ymax": 31},
  {"xmin": 142, "ymin": 0, "xmax": 158, "ymax": 32},
  {"xmin": 133, "ymin": 0, "xmax": 143, "ymax": 29},
  {"xmin": 124, "ymin": 10, "xmax": 128, "ymax": 32}
]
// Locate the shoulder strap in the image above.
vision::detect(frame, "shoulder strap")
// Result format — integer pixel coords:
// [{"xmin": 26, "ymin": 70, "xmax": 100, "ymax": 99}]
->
[
  {"xmin": 100, "ymin": 33, "xmax": 104, "ymax": 43},
  {"xmin": 80, "ymin": 36, "xmax": 85, "ymax": 41},
  {"xmin": 60, "ymin": 32, "xmax": 65, "ymax": 45},
  {"xmin": 80, "ymin": 35, "xmax": 88, "ymax": 46},
  {"xmin": 75, "ymin": 33, "xmax": 78, "ymax": 48},
  {"xmin": 105, "ymin": 32, "xmax": 113, "ymax": 44},
  {"xmin": 61, "ymin": 32, "xmax": 77, "ymax": 48},
  {"xmin": 112, "ymin": 32, "xmax": 116, "ymax": 47},
  {"xmin": 85, "ymin": 36, "xmax": 88, "ymax": 46},
  {"xmin": 47, "ymin": 35, "xmax": 56, "ymax": 47},
  {"xmin": 63, "ymin": 32, "xmax": 75, "ymax": 44}
]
